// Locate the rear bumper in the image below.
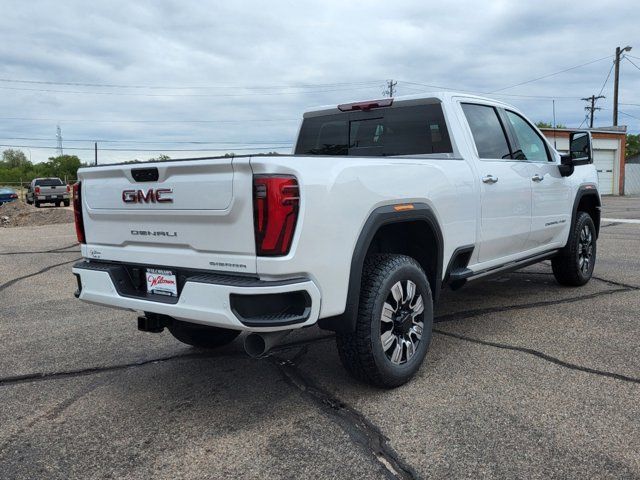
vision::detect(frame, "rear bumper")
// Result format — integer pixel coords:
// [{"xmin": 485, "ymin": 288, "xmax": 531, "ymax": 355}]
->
[
  {"xmin": 37, "ymin": 194, "xmax": 70, "ymax": 201},
  {"xmin": 72, "ymin": 260, "xmax": 321, "ymax": 332}
]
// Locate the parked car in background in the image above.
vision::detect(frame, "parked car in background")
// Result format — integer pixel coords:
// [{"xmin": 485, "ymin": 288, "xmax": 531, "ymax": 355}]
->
[
  {"xmin": 0, "ymin": 187, "xmax": 19, "ymax": 206},
  {"xmin": 25, "ymin": 178, "xmax": 71, "ymax": 207}
]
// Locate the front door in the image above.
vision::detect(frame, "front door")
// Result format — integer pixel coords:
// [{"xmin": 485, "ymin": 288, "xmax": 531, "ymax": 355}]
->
[
  {"xmin": 500, "ymin": 109, "xmax": 573, "ymax": 249},
  {"xmin": 461, "ymin": 103, "xmax": 533, "ymax": 264}
]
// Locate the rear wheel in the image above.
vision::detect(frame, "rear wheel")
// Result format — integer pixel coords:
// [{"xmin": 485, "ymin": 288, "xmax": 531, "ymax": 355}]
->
[
  {"xmin": 64, "ymin": 199, "xmax": 70, "ymax": 207},
  {"xmin": 336, "ymin": 254, "xmax": 433, "ymax": 388},
  {"xmin": 34, "ymin": 200, "xmax": 41, "ymax": 208},
  {"xmin": 552, "ymin": 211, "xmax": 596, "ymax": 286},
  {"xmin": 168, "ymin": 320, "xmax": 240, "ymax": 349},
  {"xmin": 55, "ymin": 201, "xmax": 61, "ymax": 207}
]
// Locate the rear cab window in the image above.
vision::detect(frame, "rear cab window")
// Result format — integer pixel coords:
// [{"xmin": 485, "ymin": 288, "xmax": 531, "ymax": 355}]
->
[
  {"xmin": 35, "ymin": 178, "xmax": 64, "ymax": 187},
  {"xmin": 295, "ymin": 103, "xmax": 453, "ymax": 156}
]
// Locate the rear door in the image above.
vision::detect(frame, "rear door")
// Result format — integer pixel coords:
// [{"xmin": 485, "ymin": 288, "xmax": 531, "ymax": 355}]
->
[
  {"xmin": 79, "ymin": 157, "xmax": 257, "ymax": 274},
  {"xmin": 460, "ymin": 102, "xmax": 532, "ymax": 264}
]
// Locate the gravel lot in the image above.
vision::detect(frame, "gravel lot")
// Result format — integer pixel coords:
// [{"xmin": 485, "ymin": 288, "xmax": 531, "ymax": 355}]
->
[{"xmin": 0, "ymin": 197, "xmax": 639, "ymax": 479}]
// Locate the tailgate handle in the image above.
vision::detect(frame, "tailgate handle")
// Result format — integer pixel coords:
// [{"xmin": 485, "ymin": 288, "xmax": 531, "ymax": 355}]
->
[{"xmin": 131, "ymin": 168, "xmax": 159, "ymax": 182}]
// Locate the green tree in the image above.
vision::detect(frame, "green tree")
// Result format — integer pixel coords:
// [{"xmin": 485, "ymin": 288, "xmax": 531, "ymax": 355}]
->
[
  {"xmin": 626, "ymin": 133, "xmax": 640, "ymax": 159},
  {"xmin": 535, "ymin": 121, "xmax": 566, "ymax": 129},
  {"xmin": 148, "ymin": 154, "xmax": 171, "ymax": 162},
  {"xmin": 1, "ymin": 149, "xmax": 31, "ymax": 169},
  {"xmin": 44, "ymin": 155, "xmax": 85, "ymax": 180}
]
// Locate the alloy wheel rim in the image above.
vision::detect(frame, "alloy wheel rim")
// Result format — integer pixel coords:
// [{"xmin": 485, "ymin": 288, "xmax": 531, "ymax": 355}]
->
[
  {"xmin": 578, "ymin": 225, "xmax": 593, "ymax": 274},
  {"xmin": 380, "ymin": 280, "xmax": 425, "ymax": 365}
]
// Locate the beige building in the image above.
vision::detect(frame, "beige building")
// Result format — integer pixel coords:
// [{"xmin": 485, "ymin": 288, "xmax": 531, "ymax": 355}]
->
[{"xmin": 540, "ymin": 128, "xmax": 627, "ymax": 195}]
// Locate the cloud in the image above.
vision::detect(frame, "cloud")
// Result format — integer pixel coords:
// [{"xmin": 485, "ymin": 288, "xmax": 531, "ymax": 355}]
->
[{"xmin": 0, "ymin": 0, "xmax": 638, "ymax": 164}]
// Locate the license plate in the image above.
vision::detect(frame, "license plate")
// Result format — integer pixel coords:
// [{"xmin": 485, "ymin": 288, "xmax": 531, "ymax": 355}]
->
[
  {"xmin": 52, "ymin": 195, "xmax": 59, "ymax": 199},
  {"xmin": 146, "ymin": 268, "xmax": 178, "ymax": 297}
]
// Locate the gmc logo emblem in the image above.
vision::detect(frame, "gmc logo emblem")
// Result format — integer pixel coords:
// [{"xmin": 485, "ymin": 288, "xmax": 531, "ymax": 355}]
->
[{"xmin": 122, "ymin": 188, "xmax": 173, "ymax": 204}]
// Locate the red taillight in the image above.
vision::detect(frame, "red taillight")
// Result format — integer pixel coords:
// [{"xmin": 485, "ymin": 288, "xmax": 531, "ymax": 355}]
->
[
  {"xmin": 72, "ymin": 182, "xmax": 86, "ymax": 244},
  {"xmin": 253, "ymin": 175, "xmax": 299, "ymax": 256},
  {"xmin": 10, "ymin": 193, "xmax": 18, "ymax": 199},
  {"xmin": 66, "ymin": 184, "xmax": 71, "ymax": 193},
  {"xmin": 34, "ymin": 186, "xmax": 41, "ymax": 195}
]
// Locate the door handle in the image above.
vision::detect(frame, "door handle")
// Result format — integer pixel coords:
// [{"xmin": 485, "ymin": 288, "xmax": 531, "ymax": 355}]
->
[
  {"xmin": 482, "ymin": 175, "xmax": 498, "ymax": 184},
  {"xmin": 531, "ymin": 174, "xmax": 544, "ymax": 182}
]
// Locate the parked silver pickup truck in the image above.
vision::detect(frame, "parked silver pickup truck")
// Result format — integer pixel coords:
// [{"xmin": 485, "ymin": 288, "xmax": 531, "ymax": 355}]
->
[{"xmin": 26, "ymin": 177, "xmax": 71, "ymax": 207}]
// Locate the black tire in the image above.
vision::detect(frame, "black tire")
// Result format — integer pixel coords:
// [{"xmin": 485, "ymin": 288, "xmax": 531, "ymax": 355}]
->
[
  {"xmin": 336, "ymin": 254, "xmax": 433, "ymax": 388},
  {"xmin": 55, "ymin": 201, "xmax": 61, "ymax": 207},
  {"xmin": 167, "ymin": 319, "xmax": 240, "ymax": 349},
  {"xmin": 34, "ymin": 200, "xmax": 41, "ymax": 208},
  {"xmin": 64, "ymin": 200, "xmax": 70, "ymax": 207},
  {"xmin": 552, "ymin": 211, "xmax": 596, "ymax": 286}
]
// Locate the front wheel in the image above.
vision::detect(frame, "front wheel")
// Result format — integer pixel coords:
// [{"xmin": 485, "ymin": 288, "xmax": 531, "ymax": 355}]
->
[
  {"xmin": 336, "ymin": 254, "xmax": 433, "ymax": 388},
  {"xmin": 167, "ymin": 319, "xmax": 240, "ymax": 349},
  {"xmin": 552, "ymin": 211, "xmax": 597, "ymax": 286}
]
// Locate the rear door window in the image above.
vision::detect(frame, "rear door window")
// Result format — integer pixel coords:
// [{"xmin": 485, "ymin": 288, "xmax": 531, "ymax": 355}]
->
[
  {"xmin": 295, "ymin": 104, "xmax": 452, "ymax": 156},
  {"xmin": 461, "ymin": 103, "xmax": 512, "ymax": 160}
]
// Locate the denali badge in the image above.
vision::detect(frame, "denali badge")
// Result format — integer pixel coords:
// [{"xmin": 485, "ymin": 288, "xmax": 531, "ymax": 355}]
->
[
  {"xmin": 122, "ymin": 188, "xmax": 173, "ymax": 203},
  {"xmin": 131, "ymin": 230, "xmax": 177, "ymax": 237}
]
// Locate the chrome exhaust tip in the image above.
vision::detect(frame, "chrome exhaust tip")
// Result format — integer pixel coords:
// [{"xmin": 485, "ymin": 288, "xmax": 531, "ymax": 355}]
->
[{"xmin": 244, "ymin": 330, "xmax": 290, "ymax": 358}]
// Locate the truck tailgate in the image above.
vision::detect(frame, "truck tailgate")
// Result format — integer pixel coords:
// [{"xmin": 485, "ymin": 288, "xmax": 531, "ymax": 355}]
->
[{"xmin": 78, "ymin": 158, "xmax": 257, "ymax": 274}]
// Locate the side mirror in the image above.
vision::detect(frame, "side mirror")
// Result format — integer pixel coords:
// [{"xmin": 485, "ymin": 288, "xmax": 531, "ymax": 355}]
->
[{"xmin": 559, "ymin": 131, "xmax": 592, "ymax": 177}]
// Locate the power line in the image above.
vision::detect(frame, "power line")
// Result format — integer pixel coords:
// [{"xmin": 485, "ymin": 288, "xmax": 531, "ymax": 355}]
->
[
  {"xmin": 488, "ymin": 55, "xmax": 614, "ymax": 93},
  {"xmin": 597, "ymin": 60, "xmax": 615, "ymax": 97},
  {"xmin": 399, "ymin": 81, "xmax": 582, "ymax": 100},
  {"xmin": 0, "ymin": 117, "xmax": 299, "ymax": 124},
  {"xmin": 624, "ymin": 56, "xmax": 640, "ymax": 72},
  {"xmin": 0, "ymin": 84, "xmax": 380, "ymax": 97},
  {"xmin": 0, "ymin": 143, "xmax": 292, "ymax": 152},
  {"xmin": 0, "ymin": 136, "xmax": 293, "ymax": 145},
  {"xmin": 0, "ymin": 78, "xmax": 380, "ymax": 90},
  {"xmin": 619, "ymin": 110, "xmax": 640, "ymax": 121}
]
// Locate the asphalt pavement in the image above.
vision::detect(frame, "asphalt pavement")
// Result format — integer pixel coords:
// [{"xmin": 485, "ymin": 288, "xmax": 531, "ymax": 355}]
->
[{"xmin": 1, "ymin": 197, "xmax": 639, "ymax": 479}]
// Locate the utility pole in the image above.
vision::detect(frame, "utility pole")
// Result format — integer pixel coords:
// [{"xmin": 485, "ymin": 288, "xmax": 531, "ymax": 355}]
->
[
  {"xmin": 56, "ymin": 125, "xmax": 63, "ymax": 156},
  {"xmin": 581, "ymin": 95, "xmax": 605, "ymax": 128},
  {"xmin": 94, "ymin": 142, "xmax": 98, "ymax": 166},
  {"xmin": 613, "ymin": 45, "xmax": 632, "ymax": 126},
  {"xmin": 384, "ymin": 79, "xmax": 397, "ymax": 98}
]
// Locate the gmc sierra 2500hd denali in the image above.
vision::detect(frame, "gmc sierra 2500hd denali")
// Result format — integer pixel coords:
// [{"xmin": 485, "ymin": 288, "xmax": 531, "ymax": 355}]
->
[{"xmin": 72, "ymin": 92, "xmax": 601, "ymax": 388}]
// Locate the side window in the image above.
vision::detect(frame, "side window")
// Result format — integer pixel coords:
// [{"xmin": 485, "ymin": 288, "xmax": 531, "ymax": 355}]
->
[
  {"xmin": 504, "ymin": 111, "xmax": 550, "ymax": 162},
  {"xmin": 461, "ymin": 103, "xmax": 511, "ymax": 159}
]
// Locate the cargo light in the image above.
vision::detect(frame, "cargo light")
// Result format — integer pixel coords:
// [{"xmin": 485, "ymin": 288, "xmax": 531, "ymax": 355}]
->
[
  {"xmin": 337, "ymin": 98, "xmax": 393, "ymax": 112},
  {"xmin": 72, "ymin": 182, "xmax": 86, "ymax": 244},
  {"xmin": 253, "ymin": 175, "xmax": 299, "ymax": 256}
]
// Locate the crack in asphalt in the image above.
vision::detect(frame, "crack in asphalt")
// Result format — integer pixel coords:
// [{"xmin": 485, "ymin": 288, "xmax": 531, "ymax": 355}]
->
[
  {"xmin": 270, "ymin": 349, "xmax": 420, "ymax": 480},
  {"xmin": 0, "ymin": 351, "xmax": 217, "ymax": 387},
  {"xmin": 434, "ymin": 287, "xmax": 632, "ymax": 324},
  {"xmin": 0, "ymin": 257, "xmax": 81, "ymax": 293},
  {"xmin": 434, "ymin": 329, "xmax": 640, "ymax": 385},
  {"xmin": 0, "ymin": 243, "xmax": 79, "ymax": 255},
  {"xmin": 0, "ymin": 335, "xmax": 334, "ymax": 387}
]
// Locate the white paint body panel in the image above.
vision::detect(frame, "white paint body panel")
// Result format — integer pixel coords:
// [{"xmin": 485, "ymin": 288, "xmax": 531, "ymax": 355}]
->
[{"xmin": 74, "ymin": 92, "xmax": 599, "ymax": 331}]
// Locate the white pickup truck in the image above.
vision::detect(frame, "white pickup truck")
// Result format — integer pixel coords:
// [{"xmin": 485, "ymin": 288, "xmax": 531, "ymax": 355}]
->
[{"xmin": 72, "ymin": 92, "xmax": 601, "ymax": 388}]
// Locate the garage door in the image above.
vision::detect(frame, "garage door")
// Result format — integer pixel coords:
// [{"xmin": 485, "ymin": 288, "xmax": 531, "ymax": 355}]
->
[{"xmin": 593, "ymin": 149, "xmax": 615, "ymax": 195}]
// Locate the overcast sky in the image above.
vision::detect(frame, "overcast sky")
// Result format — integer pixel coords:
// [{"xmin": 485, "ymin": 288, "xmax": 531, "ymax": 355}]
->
[{"xmin": 1, "ymin": 0, "xmax": 639, "ymax": 164}]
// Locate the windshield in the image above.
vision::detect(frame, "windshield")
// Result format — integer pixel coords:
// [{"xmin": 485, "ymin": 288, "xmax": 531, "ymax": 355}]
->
[{"xmin": 295, "ymin": 104, "xmax": 452, "ymax": 156}]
